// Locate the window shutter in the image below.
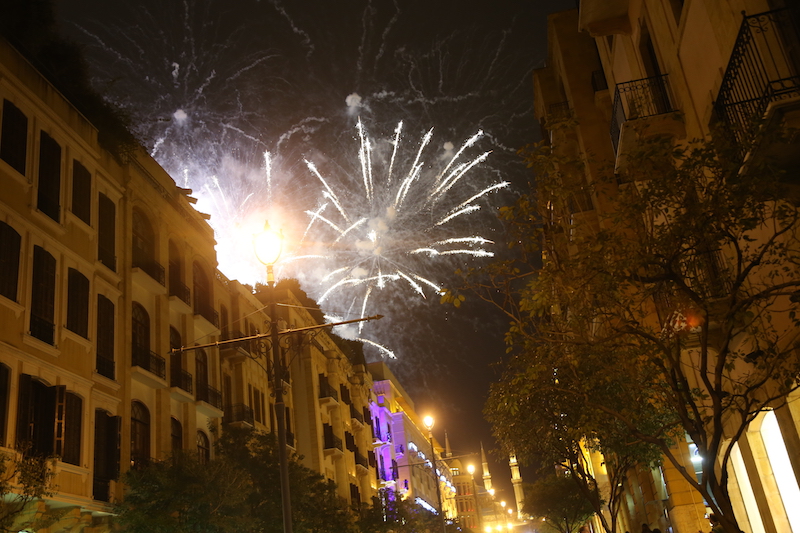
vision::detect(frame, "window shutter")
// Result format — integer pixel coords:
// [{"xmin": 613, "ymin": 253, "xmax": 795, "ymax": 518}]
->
[
  {"xmin": 63, "ymin": 393, "xmax": 82, "ymax": 465},
  {"xmin": 0, "ymin": 99, "xmax": 28, "ymax": 175},
  {"xmin": 53, "ymin": 385, "xmax": 66, "ymax": 459},
  {"xmin": 15, "ymin": 373, "xmax": 33, "ymax": 447}
]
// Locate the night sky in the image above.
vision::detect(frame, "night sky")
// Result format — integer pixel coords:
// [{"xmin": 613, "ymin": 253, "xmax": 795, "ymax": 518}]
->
[{"xmin": 56, "ymin": 0, "xmax": 574, "ymax": 501}]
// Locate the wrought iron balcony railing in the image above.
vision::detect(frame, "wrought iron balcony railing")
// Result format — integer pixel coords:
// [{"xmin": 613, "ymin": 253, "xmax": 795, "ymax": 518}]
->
[
  {"xmin": 224, "ymin": 403, "xmax": 254, "ymax": 426},
  {"xmin": 350, "ymin": 404, "xmax": 364, "ymax": 424},
  {"xmin": 196, "ymin": 383, "xmax": 223, "ymax": 409},
  {"xmin": 96, "ymin": 354, "xmax": 115, "ymax": 380},
  {"xmin": 319, "ymin": 379, "xmax": 339, "ymax": 402},
  {"xmin": 132, "ymin": 344, "xmax": 166, "ymax": 379},
  {"xmin": 169, "ymin": 277, "xmax": 191, "ymax": 305},
  {"xmin": 324, "ymin": 432, "xmax": 343, "ymax": 452},
  {"xmin": 30, "ymin": 314, "xmax": 55, "ymax": 345},
  {"xmin": 170, "ymin": 368, "xmax": 193, "ymax": 393},
  {"xmin": 132, "ymin": 255, "xmax": 166, "ymax": 286},
  {"xmin": 714, "ymin": 6, "xmax": 800, "ymax": 157},
  {"xmin": 193, "ymin": 301, "xmax": 219, "ymax": 327},
  {"xmin": 610, "ymin": 74, "xmax": 676, "ymax": 155}
]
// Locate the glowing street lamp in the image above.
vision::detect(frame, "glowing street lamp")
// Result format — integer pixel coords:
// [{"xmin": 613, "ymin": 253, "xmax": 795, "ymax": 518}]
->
[
  {"xmin": 423, "ymin": 416, "xmax": 447, "ymax": 533},
  {"xmin": 254, "ymin": 222, "xmax": 292, "ymax": 533}
]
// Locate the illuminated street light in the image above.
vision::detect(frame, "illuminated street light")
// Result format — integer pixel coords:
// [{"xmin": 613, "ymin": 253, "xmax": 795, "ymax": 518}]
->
[
  {"xmin": 254, "ymin": 222, "xmax": 292, "ymax": 533},
  {"xmin": 423, "ymin": 416, "xmax": 447, "ymax": 533}
]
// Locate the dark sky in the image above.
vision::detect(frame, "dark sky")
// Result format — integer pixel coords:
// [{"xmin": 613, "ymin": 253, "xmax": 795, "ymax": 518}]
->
[{"xmin": 56, "ymin": 0, "xmax": 574, "ymax": 502}]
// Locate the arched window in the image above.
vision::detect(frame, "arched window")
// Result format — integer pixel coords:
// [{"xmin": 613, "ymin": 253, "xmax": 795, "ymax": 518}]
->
[
  {"xmin": 132, "ymin": 303, "xmax": 149, "ymax": 349},
  {"xmin": 169, "ymin": 327, "xmax": 188, "ymax": 391},
  {"xmin": 196, "ymin": 430, "xmax": 210, "ymax": 464},
  {"xmin": 131, "ymin": 302, "xmax": 150, "ymax": 370},
  {"xmin": 192, "ymin": 261, "xmax": 211, "ymax": 317},
  {"xmin": 132, "ymin": 209, "xmax": 155, "ymax": 267},
  {"xmin": 171, "ymin": 417, "xmax": 183, "ymax": 452},
  {"xmin": 168, "ymin": 240, "xmax": 188, "ymax": 303},
  {"xmin": 195, "ymin": 350, "xmax": 209, "ymax": 402},
  {"xmin": 130, "ymin": 401, "xmax": 150, "ymax": 469}
]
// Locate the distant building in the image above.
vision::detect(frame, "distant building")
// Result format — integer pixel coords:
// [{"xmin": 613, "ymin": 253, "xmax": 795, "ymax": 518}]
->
[{"xmin": 367, "ymin": 362, "xmax": 458, "ymax": 523}]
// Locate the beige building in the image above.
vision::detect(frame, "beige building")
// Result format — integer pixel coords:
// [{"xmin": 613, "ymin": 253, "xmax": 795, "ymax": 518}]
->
[
  {"xmin": 367, "ymin": 362, "xmax": 458, "ymax": 524},
  {"xmin": 534, "ymin": 1, "xmax": 799, "ymax": 532},
  {"xmin": 0, "ymin": 34, "xmax": 376, "ymax": 531}
]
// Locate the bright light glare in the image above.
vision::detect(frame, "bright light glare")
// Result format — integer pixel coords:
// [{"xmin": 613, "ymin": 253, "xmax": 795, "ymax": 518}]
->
[
  {"xmin": 423, "ymin": 415, "xmax": 434, "ymax": 430},
  {"xmin": 254, "ymin": 223, "xmax": 283, "ymax": 265}
]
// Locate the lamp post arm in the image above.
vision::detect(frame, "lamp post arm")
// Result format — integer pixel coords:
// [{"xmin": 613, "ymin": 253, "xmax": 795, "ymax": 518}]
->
[{"xmin": 170, "ymin": 314, "xmax": 384, "ymax": 354}]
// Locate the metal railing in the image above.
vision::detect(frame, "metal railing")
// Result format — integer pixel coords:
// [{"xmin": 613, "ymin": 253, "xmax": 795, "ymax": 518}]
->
[
  {"xmin": 96, "ymin": 354, "xmax": 115, "ymax": 380},
  {"xmin": 98, "ymin": 245, "xmax": 116, "ymax": 272},
  {"xmin": 714, "ymin": 6, "xmax": 800, "ymax": 156},
  {"xmin": 319, "ymin": 378, "xmax": 339, "ymax": 401},
  {"xmin": 224, "ymin": 403, "xmax": 254, "ymax": 426},
  {"xmin": 30, "ymin": 314, "xmax": 54, "ymax": 345},
  {"xmin": 548, "ymin": 101, "xmax": 572, "ymax": 121},
  {"xmin": 350, "ymin": 404, "xmax": 364, "ymax": 424},
  {"xmin": 132, "ymin": 345, "xmax": 166, "ymax": 379},
  {"xmin": 169, "ymin": 278, "xmax": 191, "ymax": 304},
  {"xmin": 92, "ymin": 477, "xmax": 111, "ymax": 502},
  {"xmin": 170, "ymin": 368, "xmax": 193, "ymax": 393},
  {"xmin": 132, "ymin": 256, "xmax": 165, "ymax": 286},
  {"xmin": 194, "ymin": 301, "xmax": 219, "ymax": 327},
  {"xmin": 610, "ymin": 74, "xmax": 675, "ymax": 155},
  {"xmin": 355, "ymin": 451, "xmax": 369, "ymax": 468},
  {"xmin": 324, "ymin": 432, "xmax": 343, "ymax": 452},
  {"xmin": 196, "ymin": 383, "xmax": 223, "ymax": 409}
]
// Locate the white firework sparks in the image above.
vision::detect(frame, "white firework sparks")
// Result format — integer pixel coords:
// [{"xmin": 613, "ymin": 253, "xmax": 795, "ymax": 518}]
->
[{"xmin": 287, "ymin": 118, "xmax": 508, "ymax": 337}]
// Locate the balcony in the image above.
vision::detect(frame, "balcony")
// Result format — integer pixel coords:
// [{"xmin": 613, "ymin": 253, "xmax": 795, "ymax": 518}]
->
[
  {"xmin": 30, "ymin": 314, "xmax": 55, "ymax": 345},
  {"xmin": 98, "ymin": 245, "xmax": 116, "ymax": 272},
  {"xmin": 350, "ymin": 404, "xmax": 364, "ymax": 425},
  {"xmin": 132, "ymin": 344, "xmax": 166, "ymax": 379},
  {"xmin": 714, "ymin": 7, "xmax": 800, "ymax": 161},
  {"xmin": 578, "ymin": 0, "xmax": 632, "ymax": 36},
  {"xmin": 194, "ymin": 301, "xmax": 219, "ymax": 328},
  {"xmin": 168, "ymin": 277, "xmax": 191, "ymax": 306},
  {"xmin": 355, "ymin": 451, "xmax": 369, "ymax": 471},
  {"xmin": 92, "ymin": 476, "xmax": 113, "ymax": 502},
  {"xmin": 196, "ymin": 383, "xmax": 224, "ymax": 416},
  {"xmin": 220, "ymin": 330, "xmax": 250, "ymax": 362},
  {"xmin": 224, "ymin": 403, "xmax": 254, "ymax": 427},
  {"xmin": 323, "ymin": 424, "xmax": 343, "ymax": 457},
  {"xmin": 96, "ymin": 354, "xmax": 115, "ymax": 380},
  {"xmin": 318, "ymin": 377, "xmax": 339, "ymax": 407},
  {"xmin": 132, "ymin": 256, "xmax": 165, "ymax": 286}
]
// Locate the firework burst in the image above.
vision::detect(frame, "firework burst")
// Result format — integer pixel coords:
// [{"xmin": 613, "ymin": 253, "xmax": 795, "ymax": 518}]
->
[{"xmin": 278, "ymin": 118, "xmax": 507, "ymax": 354}]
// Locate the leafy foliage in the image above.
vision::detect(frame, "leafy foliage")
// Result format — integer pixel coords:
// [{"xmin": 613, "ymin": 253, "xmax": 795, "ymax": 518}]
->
[
  {"xmin": 357, "ymin": 489, "xmax": 446, "ymax": 533},
  {"xmin": 118, "ymin": 425, "xmax": 358, "ymax": 533},
  {"xmin": 458, "ymin": 121, "xmax": 800, "ymax": 533},
  {"xmin": 522, "ymin": 474, "xmax": 596, "ymax": 533},
  {"xmin": 0, "ymin": 449, "xmax": 58, "ymax": 533}
]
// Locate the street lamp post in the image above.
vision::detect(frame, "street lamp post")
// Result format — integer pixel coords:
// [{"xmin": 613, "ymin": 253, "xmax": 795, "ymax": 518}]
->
[
  {"xmin": 423, "ymin": 415, "xmax": 447, "ymax": 533},
  {"xmin": 254, "ymin": 222, "xmax": 292, "ymax": 533},
  {"xmin": 467, "ymin": 464, "xmax": 482, "ymax": 532}
]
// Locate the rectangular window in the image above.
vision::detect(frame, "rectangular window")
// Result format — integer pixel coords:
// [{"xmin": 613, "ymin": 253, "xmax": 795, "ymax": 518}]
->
[
  {"xmin": 0, "ymin": 221, "xmax": 21, "ymax": 301},
  {"xmin": 0, "ymin": 99, "xmax": 28, "ymax": 175},
  {"xmin": 0, "ymin": 364, "xmax": 9, "ymax": 445},
  {"xmin": 71, "ymin": 160, "xmax": 91, "ymax": 224},
  {"xmin": 30, "ymin": 246, "xmax": 56, "ymax": 345},
  {"xmin": 37, "ymin": 131, "xmax": 61, "ymax": 222},
  {"xmin": 54, "ymin": 388, "xmax": 82, "ymax": 465},
  {"xmin": 93, "ymin": 410, "xmax": 120, "ymax": 502},
  {"xmin": 66, "ymin": 268, "xmax": 90, "ymax": 338},
  {"xmin": 96, "ymin": 294, "xmax": 115, "ymax": 380},
  {"xmin": 98, "ymin": 193, "xmax": 116, "ymax": 271}
]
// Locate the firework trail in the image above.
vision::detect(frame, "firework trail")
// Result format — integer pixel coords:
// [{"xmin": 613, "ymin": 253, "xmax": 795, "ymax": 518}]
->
[
  {"xmin": 59, "ymin": 0, "xmax": 548, "ymax": 360},
  {"xmin": 278, "ymin": 119, "xmax": 507, "ymax": 352}
]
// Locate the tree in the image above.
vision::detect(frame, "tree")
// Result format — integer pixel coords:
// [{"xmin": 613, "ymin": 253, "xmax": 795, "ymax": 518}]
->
[
  {"xmin": 452, "ymin": 122, "xmax": 800, "ymax": 533},
  {"xmin": 0, "ymin": 448, "xmax": 58, "ymax": 533},
  {"xmin": 117, "ymin": 425, "xmax": 358, "ymax": 533},
  {"xmin": 523, "ymin": 474, "xmax": 596, "ymax": 533},
  {"xmin": 357, "ymin": 489, "xmax": 446, "ymax": 533}
]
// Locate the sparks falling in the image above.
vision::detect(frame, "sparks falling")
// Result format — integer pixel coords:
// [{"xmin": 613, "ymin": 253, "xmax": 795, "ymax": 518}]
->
[{"xmin": 282, "ymin": 119, "xmax": 508, "ymax": 347}]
